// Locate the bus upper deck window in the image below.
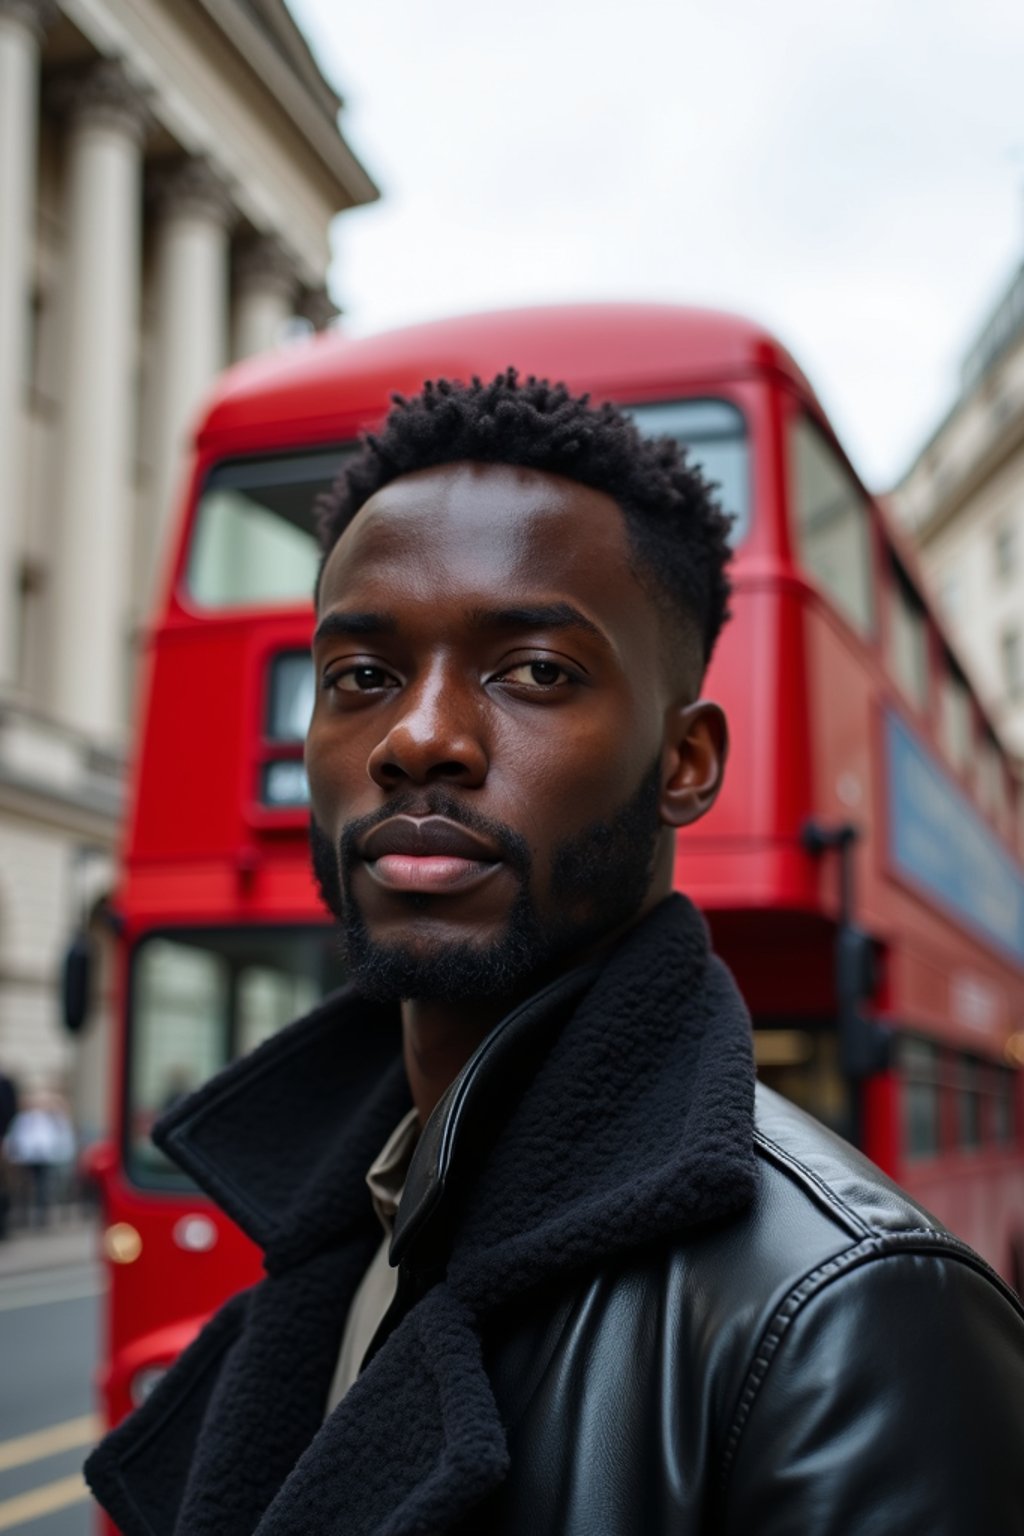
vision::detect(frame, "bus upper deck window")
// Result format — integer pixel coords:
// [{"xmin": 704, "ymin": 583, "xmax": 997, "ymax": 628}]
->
[
  {"xmin": 187, "ymin": 447, "xmax": 351, "ymax": 609},
  {"xmin": 976, "ymin": 733, "xmax": 1005, "ymax": 828},
  {"xmin": 790, "ymin": 415, "xmax": 875, "ymax": 636},
  {"xmin": 629, "ymin": 399, "xmax": 750, "ymax": 544},
  {"xmin": 938, "ymin": 657, "xmax": 972, "ymax": 773},
  {"xmin": 268, "ymin": 652, "xmax": 315, "ymax": 742},
  {"xmin": 887, "ymin": 564, "xmax": 929, "ymax": 712}
]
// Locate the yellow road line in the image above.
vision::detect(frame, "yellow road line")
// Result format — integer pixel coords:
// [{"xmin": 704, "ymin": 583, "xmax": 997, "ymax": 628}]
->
[
  {"xmin": 0, "ymin": 1413, "xmax": 100, "ymax": 1471},
  {"xmin": 0, "ymin": 1472, "xmax": 90, "ymax": 1531}
]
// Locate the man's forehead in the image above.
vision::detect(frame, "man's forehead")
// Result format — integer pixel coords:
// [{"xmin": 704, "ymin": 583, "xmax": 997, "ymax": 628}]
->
[{"xmin": 318, "ymin": 460, "xmax": 633, "ymax": 603}]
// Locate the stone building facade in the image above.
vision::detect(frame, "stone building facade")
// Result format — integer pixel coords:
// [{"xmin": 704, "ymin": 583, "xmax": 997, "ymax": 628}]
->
[
  {"xmin": 893, "ymin": 262, "xmax": 1024, "ymax": 763},
  {"xmin": 0, "ymin": 0, "xmax": 376, "ymax": 1138}
]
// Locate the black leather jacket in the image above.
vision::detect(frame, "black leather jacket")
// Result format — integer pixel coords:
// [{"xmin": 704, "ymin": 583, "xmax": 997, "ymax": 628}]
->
[
  {"xmin": 87, "ymin": 899, "xmax": 1024, "ymax": 1536},
  {"xmin": 476, "ymin": 1082, "xmax": 1024, "ymax": 1535}
]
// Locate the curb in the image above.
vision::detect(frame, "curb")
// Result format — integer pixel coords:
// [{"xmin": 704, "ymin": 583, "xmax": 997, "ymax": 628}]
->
[{"xmin": 0, "ymin": 1218, "xmax": 100, "ymax": 1281}]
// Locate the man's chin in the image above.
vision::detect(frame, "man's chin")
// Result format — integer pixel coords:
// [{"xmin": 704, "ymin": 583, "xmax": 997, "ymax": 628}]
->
[{"xmin": 340, "ymin": 914, "xmax": 547, "ymax": 1005}]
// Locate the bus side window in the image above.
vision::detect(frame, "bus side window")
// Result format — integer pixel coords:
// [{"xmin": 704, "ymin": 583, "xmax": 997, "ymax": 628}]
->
[
  {"xmin": 790, "ymin": 415, "xmax": 875, "ymax": 637},
  {"xmin": 887, "ymin": 563, "xmax": 929, "ymax": 713},
  {"xmin": 938, "ymin": 654, "xmax": 973, "ymax": 775},
  {"xmin": 992, "ymin": 1066, "xmax": 1018, "ymax": 1146},
  {"xmin": 129, "ymin": 939, "xmax": 229, "ymax": 1181},
  {"xmin": 976, "ymin": 730, "xmax": 1012, "ymax": 840},
  {"xmin": 958, "ymin": 1055, "xmax": 983, "ymax": 1151}
]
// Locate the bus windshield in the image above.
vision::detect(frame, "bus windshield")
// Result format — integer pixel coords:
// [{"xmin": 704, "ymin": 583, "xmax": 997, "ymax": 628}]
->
[
  {"xmin": 185, "ymin": 397, "xmax": 750, "ymax": 610},
  {"xmin": 126, "ymin": 927, "xmax": 347, "ymax": 1189}
]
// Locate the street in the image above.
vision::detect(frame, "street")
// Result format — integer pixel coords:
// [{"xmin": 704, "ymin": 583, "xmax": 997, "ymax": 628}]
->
[{"xmin": 0, "ymin": 1233, "xmax": 102, "ymax": 1536}]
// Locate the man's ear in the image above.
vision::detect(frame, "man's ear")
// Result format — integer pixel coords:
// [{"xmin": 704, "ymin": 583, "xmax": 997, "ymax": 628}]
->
[{"xmin": 659, "ymin": 701, "xmax": 728, "ymax": 828}]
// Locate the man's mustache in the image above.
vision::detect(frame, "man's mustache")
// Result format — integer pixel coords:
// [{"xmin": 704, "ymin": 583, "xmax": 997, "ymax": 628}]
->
[{"xmin": 338, "ymin": 790, "xmax": 532, "ymax": 876}]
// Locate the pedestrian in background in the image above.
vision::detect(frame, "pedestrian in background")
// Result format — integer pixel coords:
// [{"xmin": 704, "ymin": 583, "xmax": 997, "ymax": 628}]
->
[
  {"xmin": 4, "ymin": 1090, "xmax": 76, "ymax": 1228},
  {"xmin": 0, "ymin": 1064, "xmax": 18, "ymax": 1239}
]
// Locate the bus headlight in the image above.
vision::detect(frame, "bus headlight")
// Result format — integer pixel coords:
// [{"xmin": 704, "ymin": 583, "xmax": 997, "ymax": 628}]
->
[{"xmin": 130, "ymin": 1366, "xmax": 168, "ymax": 1407}]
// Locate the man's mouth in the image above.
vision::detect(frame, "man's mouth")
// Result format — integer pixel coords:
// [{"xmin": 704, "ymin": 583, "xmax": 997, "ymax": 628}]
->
[{"xmin": 357, "ymin": 816, "xmax": 504, "ymax": 895}]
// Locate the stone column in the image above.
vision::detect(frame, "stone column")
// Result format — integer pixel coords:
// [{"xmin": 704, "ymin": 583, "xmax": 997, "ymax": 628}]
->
[
  {"xmin": 50, "ymin": 60, "xmax": 148, "ymax": 740},
  {"xmin": 148, "ymin": 157, "xmax": 233, "ymax": 586},
  {"xmin": 297, "ymin": 283, "xmax": 340, "ymax": 334},
  {"xmin": 232, "ymin": 234, "xmax": 297, "ymax": 361},
  {"xmin": 0, "ymin": 0, "xmax": 55, "ymax": 688}
]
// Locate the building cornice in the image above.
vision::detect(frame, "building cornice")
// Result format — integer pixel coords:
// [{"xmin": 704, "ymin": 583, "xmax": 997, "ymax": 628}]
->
[
  {"xmin": 196, "ymin": 0, "xmax": 379, "ymax": 209},
  {"xmin": 57, "ymin": 0, "xmax": 379, "ymax": 212},
  {"xmin": 0, "ymin": 699, "xmax": 124, "ymax": 839},
  {"xmin": 0, "ymin": 772, "xmax": 121, "ymax": 842}
]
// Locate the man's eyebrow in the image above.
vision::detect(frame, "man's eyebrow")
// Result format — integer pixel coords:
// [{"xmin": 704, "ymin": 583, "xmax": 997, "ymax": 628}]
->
[
  {"xmin": 469, "ymin": 602, "xmax": 605, "ymax": 641},
  {"xmin": 313, "ymin": 611, "xmax": 397, "ymax": 644}
]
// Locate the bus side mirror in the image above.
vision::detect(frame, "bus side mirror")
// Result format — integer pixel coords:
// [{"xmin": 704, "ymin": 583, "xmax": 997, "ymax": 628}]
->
[{"xmin": 61, "ymin": 931, "xmax": 94, "ymax": 1035}]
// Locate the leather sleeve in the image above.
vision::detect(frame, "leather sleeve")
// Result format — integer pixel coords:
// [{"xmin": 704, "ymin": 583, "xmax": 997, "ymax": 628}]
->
[{"xmin": 723, "ymin": 1249, "xmax": 1024, "ymax": 1536}]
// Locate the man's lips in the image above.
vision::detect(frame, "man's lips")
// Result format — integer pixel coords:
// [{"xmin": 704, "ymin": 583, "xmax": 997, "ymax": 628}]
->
[{"xmin": 357, "ymin": 816, "xmax": 504, "ymax": 895}]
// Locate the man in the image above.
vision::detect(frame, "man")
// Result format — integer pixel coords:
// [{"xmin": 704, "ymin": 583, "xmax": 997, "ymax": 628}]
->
[{"xmin": 87, "ymin": 373, "xmax": 1024, "ymax": 1535}]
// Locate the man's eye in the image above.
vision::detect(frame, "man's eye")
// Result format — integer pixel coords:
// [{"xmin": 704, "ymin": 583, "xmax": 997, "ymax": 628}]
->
[
  {"xmin": 498, "ymin": 661, "xmax": 573, "ymax": 689},
  {"xmin": 328, "ymin": 665, "xmax": 397, "ymax": 693}
]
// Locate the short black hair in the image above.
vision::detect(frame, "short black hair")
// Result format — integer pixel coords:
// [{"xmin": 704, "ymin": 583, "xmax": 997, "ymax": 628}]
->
[{"xmin": 315, "ymin": 370, "xmax": 733, "ymax": 668}]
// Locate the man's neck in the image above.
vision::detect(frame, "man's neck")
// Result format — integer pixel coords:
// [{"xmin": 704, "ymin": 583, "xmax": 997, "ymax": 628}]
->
[
  {"xmin": 398, "ymin": 889, "xmax": 674, "ymax": 1124},
  {"xmin": 401, "ymin": 997, "xmax": 510, "ymax": 1124}
]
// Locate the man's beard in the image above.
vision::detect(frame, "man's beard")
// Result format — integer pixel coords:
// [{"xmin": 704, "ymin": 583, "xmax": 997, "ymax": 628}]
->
[{"xmin": 309, "ymin": 757, "xmax": 662, "ymax": 1004}]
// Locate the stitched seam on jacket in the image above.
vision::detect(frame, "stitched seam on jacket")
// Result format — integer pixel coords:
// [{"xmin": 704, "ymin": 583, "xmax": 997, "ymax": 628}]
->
[
  {"xmin": 718, "ymin": 1234, "xmax": 1023, "ymax": 1494},
  {"xmin": 752, "ymin": 1130, "xmax": 872, "ymax": 1239},
  {"xmin": 164, "ymin": 1141, "xmax": 274, "ymax": 1239}
]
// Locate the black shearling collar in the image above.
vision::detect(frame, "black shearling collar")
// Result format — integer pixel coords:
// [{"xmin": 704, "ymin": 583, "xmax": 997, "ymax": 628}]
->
[
  {"xmin": 89, "ymin": 893, "xmax": 758, "ymax": 1536},
  {"xmin": 154, "ymin": 894, "xmax": 757, "ymax": 1293}
]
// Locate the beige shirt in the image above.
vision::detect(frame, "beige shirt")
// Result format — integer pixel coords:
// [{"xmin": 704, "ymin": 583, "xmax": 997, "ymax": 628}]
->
[{"xmin": 324, "ymin": 1107, "xmax": 421, "ymax": 1415}]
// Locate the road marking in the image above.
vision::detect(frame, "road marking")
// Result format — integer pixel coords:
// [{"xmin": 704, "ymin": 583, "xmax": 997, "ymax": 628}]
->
[
  {"xmin": 0, "ymin": 1413, "xmax": 100, "ymax": 1472},
  {"xmin": 0, "ymin": 1261, "xmax": 98, "ymax": 1291},
  {"xmin": 0, "ymin": 1473, "xmax": 90, "ymax": 1531},
  {"xmin": 0, "ymin": 1271, "xmax": 102, "ymax": 1313}
]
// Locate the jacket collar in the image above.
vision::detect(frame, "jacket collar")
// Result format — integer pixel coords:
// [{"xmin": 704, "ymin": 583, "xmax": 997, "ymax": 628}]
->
[
  {"xmin": 154, "ymin": 893, "xmax": 757, "ymax": 1291},
  {"xmin": 91, "ymin": 894, "xmax": 757, "ymax": 1536}
]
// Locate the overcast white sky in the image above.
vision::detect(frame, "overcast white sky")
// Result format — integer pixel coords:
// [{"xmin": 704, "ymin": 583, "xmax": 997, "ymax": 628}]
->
[{"xmin": 290, "ymin": 0, "xmax": 1024, "ymax": 491}]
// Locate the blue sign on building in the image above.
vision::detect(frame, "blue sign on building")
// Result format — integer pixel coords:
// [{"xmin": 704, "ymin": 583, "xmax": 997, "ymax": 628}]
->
[{"xmin": 885, "ymin": 709, "xmax": 1024, "ymax": 967}]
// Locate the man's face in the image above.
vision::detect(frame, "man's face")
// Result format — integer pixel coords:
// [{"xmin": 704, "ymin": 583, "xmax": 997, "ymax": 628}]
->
[{"xmin": 306, "ymin": 461, "xmax": 714, "ymax": 1001}]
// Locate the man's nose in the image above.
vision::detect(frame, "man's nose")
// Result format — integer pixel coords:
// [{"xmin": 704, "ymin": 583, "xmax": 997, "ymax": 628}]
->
[{"xmin": 367, "ymin": 669, "xmax": 488, "ymax": 788}]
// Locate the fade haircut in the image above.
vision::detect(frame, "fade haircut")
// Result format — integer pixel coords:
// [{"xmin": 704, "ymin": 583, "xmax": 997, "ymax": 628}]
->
[{"xmin": 315, "ymin": 370, "xmax": 734, "ymax": 669}]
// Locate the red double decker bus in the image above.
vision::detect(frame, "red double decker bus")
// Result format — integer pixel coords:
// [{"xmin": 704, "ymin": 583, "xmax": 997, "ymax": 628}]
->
[{"xmin": 84, "ymin": 303, "xmax": 1024, "ymax": 1444}]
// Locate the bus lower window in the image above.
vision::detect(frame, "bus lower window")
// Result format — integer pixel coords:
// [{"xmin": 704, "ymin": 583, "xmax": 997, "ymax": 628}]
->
[
  {"xmin": 992, "ymin": 1068, "xmax": 1017, "ymax": 1145},
  {"xmin": 957, "ymin": 1057, "xmax": 983, "ymax": 1151},
  {"xmin": 790, "ymin": 415, "xmax": 875, "ymax": 636},
  {"xmin": 127, "ymin": 927, "xmax": 346, "ymax": 1188},
  {"xmin": 900, "ymin": 1037, "xmax": 941, "ymax": 1159},
  {"xmin": 753, "ymin": 1025, "xmax": 851, "ymax": 1139}
]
